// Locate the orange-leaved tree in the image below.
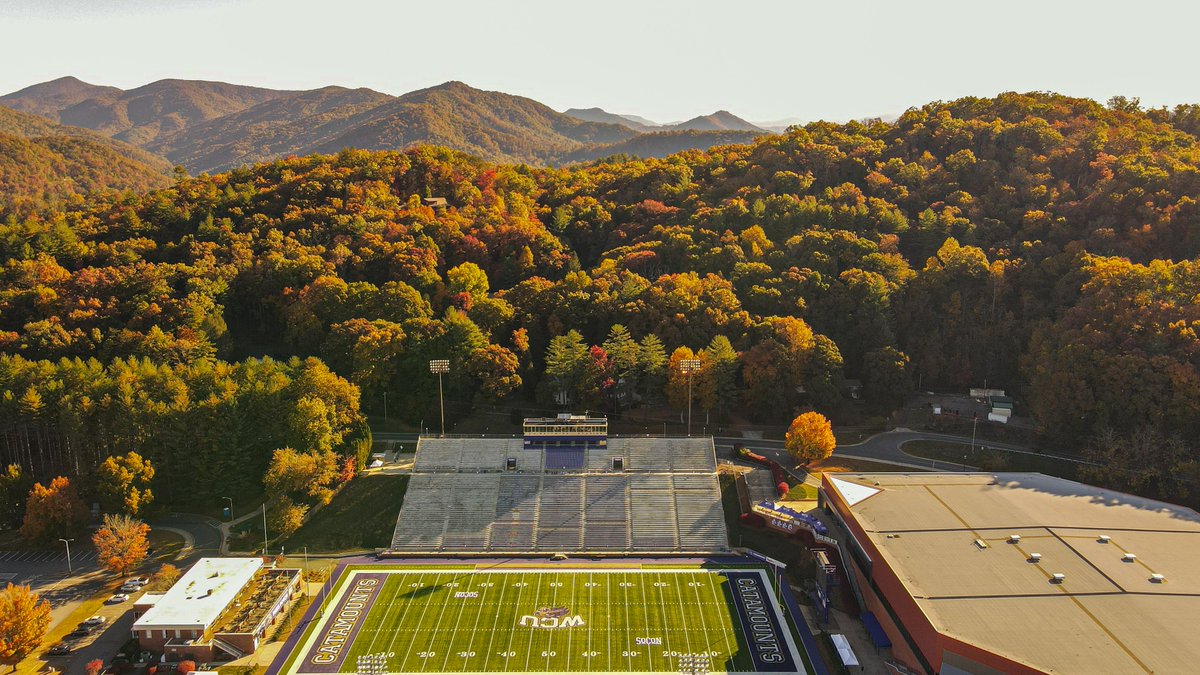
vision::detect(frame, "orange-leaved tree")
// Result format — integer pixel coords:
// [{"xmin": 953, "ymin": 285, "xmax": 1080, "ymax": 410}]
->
[
  {"xmin": 92, "ymin": 513, "xmax": 150, "ymax": 577},
  {"xmin": 0, "ymin": 582, "xmax": 51, "ymax": 672},
  {"xmin": 19, "ymin": 476, "xmax": 88, "ymax": 544},
  {"xmin": 784, "ymin": 412, "xmax": 836, "ymax": 466}
]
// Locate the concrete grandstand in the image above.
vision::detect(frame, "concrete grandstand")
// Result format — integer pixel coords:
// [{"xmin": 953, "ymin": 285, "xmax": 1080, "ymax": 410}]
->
[
  {"xmin": 389, "ymin": 436, "xmax": 728, "ymax": 555},
  {"xmin": 821, "ymin": 472, "xmax": 1200, "ymax": 675}
]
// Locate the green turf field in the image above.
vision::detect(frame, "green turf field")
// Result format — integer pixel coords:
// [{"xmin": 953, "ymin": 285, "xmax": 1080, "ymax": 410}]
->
[{"xmin": 281, "ymin": 567, "xmax": 805, "ymax": 674}]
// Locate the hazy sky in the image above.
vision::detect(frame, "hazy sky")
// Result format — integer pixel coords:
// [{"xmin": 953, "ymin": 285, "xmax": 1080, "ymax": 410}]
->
[{"xmin": 0, "ymin": 0, "xmax": 1193, "ymax": 123}]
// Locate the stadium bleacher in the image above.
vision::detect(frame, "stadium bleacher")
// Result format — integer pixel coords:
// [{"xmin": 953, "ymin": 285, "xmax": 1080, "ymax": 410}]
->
[{"xmin": 389, "ymin": 437, "xmax": 729, "ymax": 555}]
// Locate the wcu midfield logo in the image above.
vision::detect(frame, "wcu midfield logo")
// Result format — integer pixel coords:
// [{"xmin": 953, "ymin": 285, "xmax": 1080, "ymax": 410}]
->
[{"xmin": 518, "ymin": 605, "xmax": 585, "ymax": 628}]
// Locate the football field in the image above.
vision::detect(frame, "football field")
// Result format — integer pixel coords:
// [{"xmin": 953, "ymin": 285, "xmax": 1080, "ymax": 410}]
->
[{"xmin": 275, "ymin": 566, "xmax": 806, "ymax": 675}]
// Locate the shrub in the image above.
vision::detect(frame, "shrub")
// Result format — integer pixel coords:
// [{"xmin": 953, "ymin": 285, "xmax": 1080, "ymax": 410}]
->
[{"xmin": 177, "ymin": 660, "xmax": 196, "ymax": 674}]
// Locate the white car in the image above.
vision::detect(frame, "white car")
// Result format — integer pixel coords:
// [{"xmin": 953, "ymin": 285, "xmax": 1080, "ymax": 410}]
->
[
  {"xmin": 83, "ymin": 615, "xmax": 106, "ymax": 627},
  {"xmin": 108, "ymin": 593, "xmax": 129, "ymax": 603}
]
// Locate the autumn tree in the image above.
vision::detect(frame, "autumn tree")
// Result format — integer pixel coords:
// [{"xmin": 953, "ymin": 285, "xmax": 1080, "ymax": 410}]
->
[
  {"xmin": 863, "ymin": 346, "xmax": 912, "ymax": 410},
  {"xmin": 146, "ymin": 563, "xmax": 181, "ymax": 592},
  {"xmin": 637, "ymin": 333, "xmax": 669, "ymax": 404},
  {"xmin": 96, "ymin": 451, "xmax": 155, "ymax": 516},
  {"xmin": 0, "ymin": 583, "xmax": 51, "ymax": 671},
  {"xmin": 19, "ymin": 477, "xmax": 87, "ymax": 544},
  {"xmin": 85, "ymin": 660, "xmax": 103, "ymax": 675},
  {"xmin": 785, "ymin": 412, "xmax": 836, "ymax": 465},
  {"xmin": 92, "ymin": 513, "xmax": 150, "ymax": 577},
  {"xmin": 602, "ymin": 325, "xmax": 641, "ymax": 408},
  {"xmin": 264, "ymin": 447, "xmax": 339, "ymax": 506},
  {"xmin": 269, "ymin": 497, "xmax": 309, "ymax": 538},
  {"xmin": 543, "ymin": 330, "xmax": 588, "ymax": 406}
]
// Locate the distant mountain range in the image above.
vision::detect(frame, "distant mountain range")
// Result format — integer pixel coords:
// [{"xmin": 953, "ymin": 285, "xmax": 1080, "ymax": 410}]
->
[{"xmin": 0, "ymin": 77, "xmax": 775, "ymax": 173}]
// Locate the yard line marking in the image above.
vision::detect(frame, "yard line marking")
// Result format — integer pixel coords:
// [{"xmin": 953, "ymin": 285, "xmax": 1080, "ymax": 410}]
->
[
  {"xmin": 622, "ymin": 571, "xmax": 633, "ymax": 672},
  {"xmin": 605, "ymin": 571, "xmax": 612, "ymax": 673},
  {"xmin": 638, "ymin": 572, "xmax": 654, "ymax": 671},
  {"xmin": 564, "ymin": 571, "xmax": 577, "ymax": 671},
  {"xmin": 502, "ymin": 571, "xmax": 526, "ymax": 674},
  {"xmin": 480, "ymin": 572, "xmax": 510, "ymax": 672},
  {"xmin": 522, "ymin": 571, "xmax": 543, "ymax": 673},
  {"xmin": 362, "ymin": 573, "xmax": 405, "ymax": 657},
  {"xmin": 417, "ymin": 573, "xmax": 454, "ymax": 673},
  {"xmin": 708, "ymin": 573, "xmax": 740, "ymax": 671},
  {"xmin": 397, "ymin": 572, "xmax": 442, "ymax": 673},
  {"xmin": 437, "ymin": 573, "xmax": 474, "ymax": 672},
  {"xmin": 690, "ymin": 572, "xmax": 725, "ymax": 664}
]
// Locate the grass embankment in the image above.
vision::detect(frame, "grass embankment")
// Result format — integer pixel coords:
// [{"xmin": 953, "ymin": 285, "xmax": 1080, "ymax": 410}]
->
[
  {"xmin": 282, "ymin": 474, "xmax": 410, "ymax": 553},
  {"xmin": 783, "ymin": 483, "xmax": 820, "ymax": 500},
  {"xmin": 901, "ymin": 440, "xmax": 1083, "ymax": 479}
]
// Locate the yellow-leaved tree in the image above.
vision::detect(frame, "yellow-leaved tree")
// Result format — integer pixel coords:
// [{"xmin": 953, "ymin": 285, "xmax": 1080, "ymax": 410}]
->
[
  {"xmin": 784, "ymin": 412, "xmax": 836, "ymax": 466},
  {"xmin": 0, "ymin": 582, "xmax": 51, "ymax": 672},
  {"xmin": 92, "ymin": 513, "xmax": 150, "ymax": 577}
]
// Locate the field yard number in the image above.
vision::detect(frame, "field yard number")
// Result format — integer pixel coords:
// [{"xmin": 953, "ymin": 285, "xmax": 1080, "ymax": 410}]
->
[
  {"xmin": 549, "ymin": 582, "xmax": 563, "ymax": 587},
  {"xmin": 417, "ymin": 651, "xmax": 435, "ymax": 659},
  {"xmin": 622, "ymin": 650, "xmax": 640, "ymax": 657},
  {"xmin": 582, "ymin": 651, "xmax": 599, "ymax": 657},
  {"xmin": 584, "ymin": 582, "xmax": 599, "ymax": 587},
  {"xmin": 479, "ymin": 582, "xmax": 494, "ymax": 587},
  {"xmin": 512, "ymin": 582, "xmax": 529, "ymax": 587},
  {"xmin": 446, "ymin": 582, "xmax": 459, "ymax": 587},
  {"xmin": 541, "ymin": 651, "xmax": 556, "ymax": 657},
  {"xmin": 687, "ymin": 582, "xmax": 702, "ymax": 587},
  {"xmin": 409, "ymin": 582, "xmax": 425, "ymax": 588},
  {"xmin": 457, "ymin": 651, "xmax": 475, "ymax": 658},
  {"xmin": 653, "ymin": 582, "xmax": 668, "ymax": 587},
  {"xmin": 618, "ymin": 582, "xmax": 633, "ymax": 587},
  {"xmin": 497, "ymin": 651, "xmax": 516, "ymax": 658}
]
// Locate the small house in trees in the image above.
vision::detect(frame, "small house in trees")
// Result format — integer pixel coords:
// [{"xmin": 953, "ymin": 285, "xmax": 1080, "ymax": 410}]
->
[
  {"xmin": 131, "ymin": 557, "xmax": 301, "ymax": 662},
  {"xmin": 422, "ymin": 196, "xmax": 448, "ymax": 208}
]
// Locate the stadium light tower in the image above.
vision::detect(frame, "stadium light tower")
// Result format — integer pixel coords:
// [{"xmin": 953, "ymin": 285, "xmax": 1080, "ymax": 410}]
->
[
  {"xmin": 430, "ymin": 359, "xmax": 450, "ymax": 437},
  {"xmin": 680, "ymin": 359, "xmax": 702, "ymax": 437}
]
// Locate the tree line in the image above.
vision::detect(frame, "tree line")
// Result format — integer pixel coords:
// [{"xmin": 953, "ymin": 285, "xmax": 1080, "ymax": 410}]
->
[{"xmin": 0, "ymin": 91, "xmax": 1197, "ymax": 506}]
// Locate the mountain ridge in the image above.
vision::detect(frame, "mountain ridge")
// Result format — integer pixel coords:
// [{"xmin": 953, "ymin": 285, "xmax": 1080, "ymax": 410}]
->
[{"xmin": 1, "ymin": 77, "xmax": 777, "ymax": 172}]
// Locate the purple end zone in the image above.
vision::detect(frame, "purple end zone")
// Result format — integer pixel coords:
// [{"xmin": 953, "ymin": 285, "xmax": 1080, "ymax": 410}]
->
[
  {"xmin": 297, "ymin": 571, "xmax": 389, "ymax": 673},
  {"xmin": 723, "ymin": 571, "xmax": 800, "ymax": 673}
]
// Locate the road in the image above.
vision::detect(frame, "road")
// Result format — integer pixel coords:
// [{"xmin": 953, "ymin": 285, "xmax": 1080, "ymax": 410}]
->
[
  {"xmin": 150, "ymin": 513, "xmax": 223, "ymax": 564},
  {"xmin": 713, "ymin": 428, "xmax": 1047, "ymax": 475}
]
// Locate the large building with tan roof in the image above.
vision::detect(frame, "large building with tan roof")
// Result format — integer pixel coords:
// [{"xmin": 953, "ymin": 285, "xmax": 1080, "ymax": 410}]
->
[{"xmin": 820, "ymin": 472, "xmax": 1200, "ymax": 674}]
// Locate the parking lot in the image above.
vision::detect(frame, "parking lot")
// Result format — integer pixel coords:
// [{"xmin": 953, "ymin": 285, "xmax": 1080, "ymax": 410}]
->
[{"xmin": 0, "ymin": 548, "xmax": 99, "ymax": 565}]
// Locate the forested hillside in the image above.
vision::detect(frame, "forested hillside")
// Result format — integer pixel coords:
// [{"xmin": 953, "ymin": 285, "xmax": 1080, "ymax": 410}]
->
[
  {"xmin": 0, "ymin": 107, "xmax": 171, "ymax": 216},
  {"xmin": 2, "ymin": 91, "xmax": 1199, "ymax": 506}
]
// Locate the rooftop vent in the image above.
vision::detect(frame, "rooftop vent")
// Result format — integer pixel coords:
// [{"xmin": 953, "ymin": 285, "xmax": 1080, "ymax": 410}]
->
[
  {"xmin": 1098, "ymin": 535, "xmax": 1111, "ymax": 543},
  {"xmin": 1150, "ymin": 574, "xmax": 1166, "ymax": 583},
  {"xmin": 1051, "ymin": 573, "xmax": 1066, "ymax": 583},
  {"xmin": 974, "ymin": 539, "xmax": 988, "ymax": 550},
  {"xmin": 1122, "ymin": 553, "xmax": 1137, "ymax": 563},
  {"xmin": 1029, "ymin": 553, "xmax": 1042, "ymax": 563},
  {"xmin": 1008, "ymin": 534, "xmax": 1022, "ymax": 544}
]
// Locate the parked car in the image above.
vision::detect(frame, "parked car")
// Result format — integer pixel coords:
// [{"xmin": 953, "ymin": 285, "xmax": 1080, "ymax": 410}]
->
[
  {"xmin": 48, "ymin": 644, "xmax": 72, "ymax": 656},
  {"xmin": 120, "ymin": 582, "xmax": 142, "ymax": 593},
  {"xmin": 107, "ymin": 593, "xmax": 129, "ymax": 603},
  {"xmin": 67, "ymin": 628, "xmax": 89, "ymax": 639},
  {"xmin": 83, "ymin": 615, "xmax": 107, "ymax": 627},
  {"xmin": 131, "ymin": 576, "xmax": 150, "ymax": 585}
]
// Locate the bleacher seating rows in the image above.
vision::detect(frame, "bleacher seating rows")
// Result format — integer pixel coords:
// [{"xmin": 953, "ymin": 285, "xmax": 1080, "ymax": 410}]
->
[{"xmin": 390, "ymin": 436, "xmax": 728, "ymax": 554}]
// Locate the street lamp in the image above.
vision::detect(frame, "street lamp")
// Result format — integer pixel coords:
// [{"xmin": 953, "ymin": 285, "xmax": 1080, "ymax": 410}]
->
[
  {"xmin": 429, "ymin": 359, "xmax": 450, "ymax": 437},
  {"xmin": 680, "ymin": 359, "xmax": 702, "ymax": 437},
  {"xmin": 59, "ymin": 538, "xmax": 73, "ymax": 575},
  {"xmin": 383, "ymin": 391, "xmax": 388, "ymax": 424},
  {"xmin": 970, "ymin": 414, "xmax": 979, "ymax": 457},
  {"xmin": 223, "ymin": 496, "xmax": 234, "ymax": 521}
]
